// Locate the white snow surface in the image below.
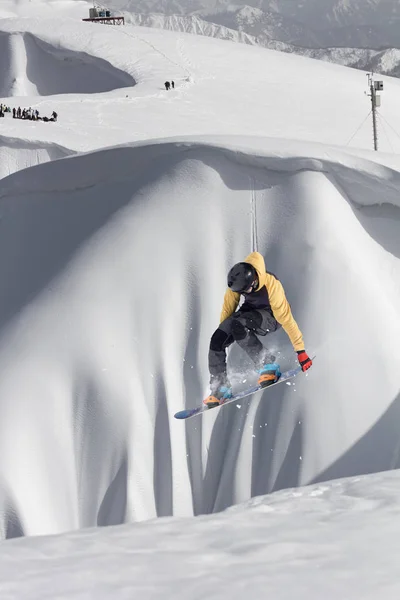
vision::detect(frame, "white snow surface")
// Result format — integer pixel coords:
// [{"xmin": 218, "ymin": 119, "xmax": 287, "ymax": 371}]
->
[
  {"xmin": 1, "ymin": 3, "xmax": 400, "ymax": 596},
  {"xmin": 1, "ymin": 470, "xmax": 400, "ymax": 599}
]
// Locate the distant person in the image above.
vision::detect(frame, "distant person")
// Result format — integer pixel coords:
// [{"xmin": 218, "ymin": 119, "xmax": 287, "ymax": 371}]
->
[
  {"xmin": 171, "ymin": 80, "xmax": 175, "ymax": 89},
  {"xmin": 164, "ymin": 81, "xmax": 170, "ymax": 91},
  {"xmin": 203, "ymin": 251, "xmax": 313, "ymax": 408},
  {"xmin": 12, "ymin": 108, "xmax": 16, "ymax": 118},
  {"xmin": 51, "ymin": 111, "xmax": 58, "ymax": 122}
]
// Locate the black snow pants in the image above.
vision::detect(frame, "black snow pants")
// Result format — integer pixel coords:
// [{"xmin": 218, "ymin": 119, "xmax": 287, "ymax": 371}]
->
[{"xmin": 208, "ymin": 307, "xmax": 280, "ymax": 391}]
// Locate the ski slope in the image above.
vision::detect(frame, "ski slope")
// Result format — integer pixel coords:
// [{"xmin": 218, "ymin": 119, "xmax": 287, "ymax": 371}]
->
[{"xmin": 1, "ymin": 2, "xmax": 400, "ymax": 596}]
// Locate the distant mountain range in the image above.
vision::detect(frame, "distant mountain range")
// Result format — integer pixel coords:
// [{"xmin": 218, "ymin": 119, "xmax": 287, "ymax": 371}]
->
[
  {"xmin": 121, "ymin": 12, "xmax": 400, "ymax": 78},
  {"xmin": 108, "ymin": 0, "xmax": 400, "ymax": 48}
]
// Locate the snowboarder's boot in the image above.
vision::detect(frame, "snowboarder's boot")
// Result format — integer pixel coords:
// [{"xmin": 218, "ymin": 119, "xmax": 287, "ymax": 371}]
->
[
  {"xmin": 203, "ymin": 385, "xmax": 233, "ymax": 409},
  {"xmin": 258, "ymin": 363, "xmax": 281, "ymax": 388}
]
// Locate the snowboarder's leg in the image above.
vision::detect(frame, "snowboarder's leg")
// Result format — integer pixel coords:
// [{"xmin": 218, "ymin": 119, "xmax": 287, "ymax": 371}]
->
[
  {"xmin": 231, "ymin": 309, "xmax": 281, "ymax": 386},
  {"xmin": 206, "ymin": 318, "xmax": 235, "ymax": 407},
  {"xmin": 231, "ymin": 309, "xmax": 278, "ymax": 363}
]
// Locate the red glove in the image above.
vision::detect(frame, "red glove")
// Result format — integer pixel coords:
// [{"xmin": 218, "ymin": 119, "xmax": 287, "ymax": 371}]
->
[{"xmin": 297, "ymin": 350, "xmax": 312, "ymax": 372}]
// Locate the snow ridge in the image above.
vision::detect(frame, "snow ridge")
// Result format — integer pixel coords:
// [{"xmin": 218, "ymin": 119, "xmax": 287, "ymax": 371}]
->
[{"xmin": 1, "ymin": 136, "xmax": 400, "ymax": 537}]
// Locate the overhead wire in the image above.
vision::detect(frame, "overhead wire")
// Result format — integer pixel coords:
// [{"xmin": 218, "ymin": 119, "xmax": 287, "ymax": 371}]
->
[
  {"xmin": 377, "ymin": 112, "xmax": 400, "ymax": 149},
  {"xmin": 376, "ymin": 113, "xmax": 395, "ymax": 153},
  {"xmin": 344, "ymin": 111, "xmax": 372, "ymax": 147}
]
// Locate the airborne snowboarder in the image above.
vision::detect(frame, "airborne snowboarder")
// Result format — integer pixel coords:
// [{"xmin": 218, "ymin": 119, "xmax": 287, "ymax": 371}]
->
[{"xmin": 204, "ymin": 251, "xmax": 313, "ymax": 408}]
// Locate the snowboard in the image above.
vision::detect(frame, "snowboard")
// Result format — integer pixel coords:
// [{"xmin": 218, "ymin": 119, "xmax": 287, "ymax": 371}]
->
[{"xmin": 174, "ymin": 364, "xmax": 303, "ymax": 420}]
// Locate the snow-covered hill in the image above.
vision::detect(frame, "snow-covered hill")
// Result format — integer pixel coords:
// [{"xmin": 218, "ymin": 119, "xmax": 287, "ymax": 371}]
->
[
  {"xmin": 63, "ymin": 0, "xmax": 400, "ymax": 77},
  {"xmin": 1, "ymin": 469, "xmax": 400, "ymax": 599},
  {"xmin": 2, "ymin": 17, "xmax": 400, "ymax": 161},
  {"xmin": 2, "ymin": 130, "xmax": 400, "ymax": 538},
  {"xmin": 4, "ymin": 1, "xmax": 400, "ymax": 77},
  {"xmin": 0, "ymin": 0, "xmax": 400, "ymax": 571}
]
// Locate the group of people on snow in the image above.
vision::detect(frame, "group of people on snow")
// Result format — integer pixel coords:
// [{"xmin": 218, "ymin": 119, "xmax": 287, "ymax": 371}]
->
[
  {"xmin": 0, "ymin": 104, "xmax": 58, "ymax": 122},
  {"xmin": 164, "ymin": 81, "xmax": 175, "ymax": 90}
]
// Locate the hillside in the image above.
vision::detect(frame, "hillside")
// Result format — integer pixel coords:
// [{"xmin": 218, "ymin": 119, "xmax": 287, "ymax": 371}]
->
[{"xmin": 0, "ymin": 5, "xmax": 399, "ymax": 552}]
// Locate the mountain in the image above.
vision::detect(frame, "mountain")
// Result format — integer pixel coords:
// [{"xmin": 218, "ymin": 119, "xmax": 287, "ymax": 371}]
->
[
  {"xmin": 5, "ymin": 1, "xmax": 400, "ymax": 75},
  {"xmin": 123, "ymin": 12, "xmax": 257, "ymax": 44},
  {"xmin": 85, "ymin": 0, "xmax": 400, "ymax": 49},
  {"xmin": 119, "ymin": 12, "xmax": 400, "ymax": 77}
]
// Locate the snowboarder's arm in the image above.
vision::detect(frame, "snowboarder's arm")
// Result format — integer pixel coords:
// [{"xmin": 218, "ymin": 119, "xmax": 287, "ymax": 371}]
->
[
  {"xmin": 267, "ymin": 274, "xmax": 304, "ymax": 351},
  {"xmin": 220, "ymin": 288, "xmax": 240, "ymax": 323}
]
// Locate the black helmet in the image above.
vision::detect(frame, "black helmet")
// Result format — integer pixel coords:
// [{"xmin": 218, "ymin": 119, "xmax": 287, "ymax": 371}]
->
[{"xmin": 227, "ymin": 262, "xmax": 257, "ymax": 293}]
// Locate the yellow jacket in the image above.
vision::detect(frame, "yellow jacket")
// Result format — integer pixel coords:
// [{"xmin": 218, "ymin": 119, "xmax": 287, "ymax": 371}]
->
[{"xmin": 220, "ymin": 252, "xmax": 304, "ymax": 351}]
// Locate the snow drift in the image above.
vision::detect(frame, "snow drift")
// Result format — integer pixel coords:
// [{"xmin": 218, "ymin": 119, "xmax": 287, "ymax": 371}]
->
[
  {"xmin": 0, "ymin": 135, "xmax": 400, "ymax": 538},
  {"xmin": 0, "ymin": 31, "xmax": 134, "ymax": 97},
  {"xmin": 0, "ymin": 136, "xmax": 72, "ymax": 180}
]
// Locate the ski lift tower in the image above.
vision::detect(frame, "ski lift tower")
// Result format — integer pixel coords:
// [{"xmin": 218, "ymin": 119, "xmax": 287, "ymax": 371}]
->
[{"xmin": 367, "ymin": 73, "xmax": 383, "ymax": 151}]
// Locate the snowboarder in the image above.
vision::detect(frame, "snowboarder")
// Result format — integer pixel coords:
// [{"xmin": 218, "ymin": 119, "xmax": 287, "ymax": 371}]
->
[
  {"xmin": 205, "ymin": 251, "xmax": 312, "ymax": 408},
  {"xmin": 164, "ymin": 81, "xmax": 171, "ymax": 91}
]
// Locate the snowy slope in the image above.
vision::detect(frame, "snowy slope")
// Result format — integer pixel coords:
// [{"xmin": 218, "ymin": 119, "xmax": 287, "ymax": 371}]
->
[
  {"xmin": 2, "ymin": 19, "xmax": 400, "ymax": 160},
  {"xmin": 57, "ymin": 0, "xmax": 400, "ymax": 76},
  {"xmin": 74, "ymin": 0, "xmax": 400, "ymax": 48},
  {"xmin": 1, "ymin": 134, "xmax": 400, "ymax": 538},
  {"xmin": 0, "ymin": 3, "xmax": 400, "ymax": 546},
  {"xmin": 1, "ymin": 469, "xmax": 400, "ymax": 599},
  {"xmin": 0, "ymin": 136, "xmax": 71, "ymax": 180},
  {"xmin": 122, "ymin": 13, "xmax": 400, "ymax": 78}
]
